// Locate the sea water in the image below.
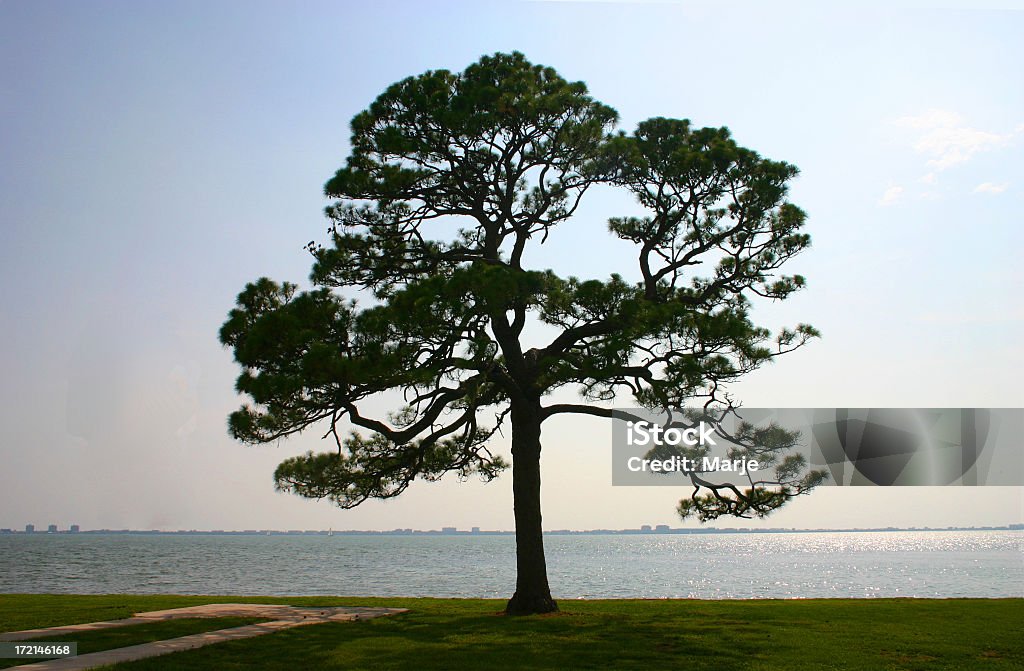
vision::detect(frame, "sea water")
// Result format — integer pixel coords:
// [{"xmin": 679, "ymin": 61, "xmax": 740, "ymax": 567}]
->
[{"xmin": 1, "ymin": 531, "xmax": 1020, "ymax": 599}]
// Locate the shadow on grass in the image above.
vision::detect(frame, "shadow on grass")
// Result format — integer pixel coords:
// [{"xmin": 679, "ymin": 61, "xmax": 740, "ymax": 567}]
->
[
  {"xmin": 96, "ymin": 609, "xmax": 777, "ymax": 671},
  {"xmin": 2, "ymin": 598, "xmax": 1019, "ymax": 671}
]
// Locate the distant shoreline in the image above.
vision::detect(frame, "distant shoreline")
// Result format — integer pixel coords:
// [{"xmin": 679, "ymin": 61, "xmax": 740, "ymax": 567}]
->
[{"xmin": 3, "ymin": 525, "xmax": 1021, "ymax": 537}]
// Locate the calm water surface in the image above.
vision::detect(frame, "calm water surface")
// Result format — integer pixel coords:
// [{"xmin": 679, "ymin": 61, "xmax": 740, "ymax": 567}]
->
[{"xmin": 1, "ymin": 531, "xmax": 1020, "ymax": 599}]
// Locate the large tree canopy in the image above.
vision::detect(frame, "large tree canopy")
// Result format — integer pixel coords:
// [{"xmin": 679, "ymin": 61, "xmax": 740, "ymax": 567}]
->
[{"xmin": 220, "ymin": 52, "xmax": 822, "ymax": 615}]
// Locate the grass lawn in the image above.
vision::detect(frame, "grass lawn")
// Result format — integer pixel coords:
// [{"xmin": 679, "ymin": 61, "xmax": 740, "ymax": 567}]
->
[{"xmin": 1, "ymin": 595, "xmax": 1021, "ymax": 670}]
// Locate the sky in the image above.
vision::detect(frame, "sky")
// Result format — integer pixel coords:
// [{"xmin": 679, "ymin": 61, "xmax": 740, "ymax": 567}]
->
[{"xmin": 1, "ymin": 0, "xmax": 1021, "ymax": 533}]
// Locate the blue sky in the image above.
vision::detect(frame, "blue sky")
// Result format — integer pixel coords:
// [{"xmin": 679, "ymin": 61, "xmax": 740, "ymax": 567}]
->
[{"xmin": 1, "ymin": 0, "xmax": 1021, "ymax": 531}]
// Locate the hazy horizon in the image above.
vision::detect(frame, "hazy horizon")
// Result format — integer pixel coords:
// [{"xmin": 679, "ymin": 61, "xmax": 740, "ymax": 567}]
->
[{"xmin": 7, "ymin": 524, "xmax": 1023, "ymax": 534}]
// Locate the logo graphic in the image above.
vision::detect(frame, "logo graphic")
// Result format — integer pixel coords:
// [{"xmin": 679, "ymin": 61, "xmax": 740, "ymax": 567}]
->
[{"xmin": 612, "ymin": 408, "xmax": 1023, "ymax": 486}]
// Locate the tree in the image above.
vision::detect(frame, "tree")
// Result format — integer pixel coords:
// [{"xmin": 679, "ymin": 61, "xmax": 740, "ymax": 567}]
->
[{"xmin": 220, "ymin": 52, "xmax": 822, "ymax": 615}]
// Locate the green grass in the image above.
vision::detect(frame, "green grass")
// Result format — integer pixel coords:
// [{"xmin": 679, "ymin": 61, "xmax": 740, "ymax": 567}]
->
[
  {"xmin": 0, "ymin": 616, "xmax": 267, "ymax": 669},
  {"xmin": 1, "ymin": 595, "xmax": 1021, "ymax": 670}
]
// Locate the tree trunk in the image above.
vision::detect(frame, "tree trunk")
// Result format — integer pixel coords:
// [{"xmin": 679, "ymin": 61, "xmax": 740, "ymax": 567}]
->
[{"xmin": 505, "ymin": 397, "xmax": 558, "ymax": 615}]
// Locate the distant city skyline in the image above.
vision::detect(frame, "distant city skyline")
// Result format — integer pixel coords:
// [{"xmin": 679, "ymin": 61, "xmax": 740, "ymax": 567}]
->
[
  {"xmin": 1, "ymin": 2, "xmax": 1021, "ymax": 533},
  {"xmin": 4, "ymin": 522, "xmax": 1022, "ymax": 536}
]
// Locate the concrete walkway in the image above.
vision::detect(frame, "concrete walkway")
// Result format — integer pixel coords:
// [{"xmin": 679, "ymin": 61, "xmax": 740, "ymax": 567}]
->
[{"xmin": 2, "ymin": 603, "xmax": 408, "ymax": 670}]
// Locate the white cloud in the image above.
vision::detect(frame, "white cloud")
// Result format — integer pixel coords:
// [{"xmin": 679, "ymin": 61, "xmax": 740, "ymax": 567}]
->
[
  {"xmin": 972, "ymin": 182, "xmax": 1008, "ymax": 194},
  {"xmin": 918, "ymin": 172, "xmax": 937, "ymax": 185},
  {"xmin": 879, "ymin": 185, "xmax": 904, "ymax": 206},
  {"xmin": 894, "ymin": 109, "xmax": 1019, "ymax": 171},
  {"xmin": 895, "ymin": 109, "xmax": 961, "ymax": 130}
]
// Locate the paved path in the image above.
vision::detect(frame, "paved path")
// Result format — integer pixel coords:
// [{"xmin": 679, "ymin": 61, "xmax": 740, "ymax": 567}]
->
[{"xmin": 2, "ymin": 603, "xmax": 408, "ymax": 670}]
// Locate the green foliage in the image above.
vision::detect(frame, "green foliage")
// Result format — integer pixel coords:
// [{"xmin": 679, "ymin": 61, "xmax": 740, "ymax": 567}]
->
[{"xmin": 221, "ymin": 51, "xmax": 821, "ymax": 523}]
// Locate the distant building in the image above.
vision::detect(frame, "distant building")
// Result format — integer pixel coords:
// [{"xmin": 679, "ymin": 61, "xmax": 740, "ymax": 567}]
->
[
  {"xmin": 441, "ymin": 527, "xmax": 457, "ymax": 534},
  {"xmin": 471, "ymin": 526, "xmax": 481, "ymax": 534},
  {"xmin": 640, "ymin": 525, "xmax": 652, "ymax": 532},
  {"xmin": 655, "ymin": 524, "xmax": 670, "ymax": 532},
  {"xmin": 48, "ymin": 524, "xmax": 58, "ymax": 533},
  {"xmin": 70, "ymin": 525, "xmax": 80, "ymax": 533},
  {"xmin": 25, "ymin": 524, "xmax": 35, "ymax": 533}
]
